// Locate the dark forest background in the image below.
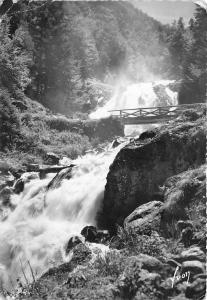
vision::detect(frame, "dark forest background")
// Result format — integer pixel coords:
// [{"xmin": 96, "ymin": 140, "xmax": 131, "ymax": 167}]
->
[{"xmin": 0, "ymin": 0, "xmax": 206, "ymax": 167}]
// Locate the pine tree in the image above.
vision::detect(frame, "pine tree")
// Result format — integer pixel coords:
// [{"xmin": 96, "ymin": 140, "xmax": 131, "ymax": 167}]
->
[{"xmin": 179, "ymin": 6, "xmax": 207, "ymax": 104}]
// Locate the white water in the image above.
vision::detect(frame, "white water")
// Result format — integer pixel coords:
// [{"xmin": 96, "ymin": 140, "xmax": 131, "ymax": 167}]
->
[
  {"xmin": 89, "ymin": 80, "xmax": 177, "ymax": 119},
  {"xmin": 0, "ymin": 145, "xmax": 124, "ymax": 289}
]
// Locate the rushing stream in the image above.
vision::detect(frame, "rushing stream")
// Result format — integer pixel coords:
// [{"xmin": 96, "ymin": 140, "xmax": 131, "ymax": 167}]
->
[
  {"xmin": 0, "ymin": 145, "xmax": 124, "ymax": 289},
  {"xmin": 0, "ymin": 80, "xmax": 177, "ymax": 290}
]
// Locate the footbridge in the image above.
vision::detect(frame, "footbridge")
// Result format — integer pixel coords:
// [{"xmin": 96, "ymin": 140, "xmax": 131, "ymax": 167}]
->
[{"xmin": 109, "ymin": 103, "xmax": 204, "ymax": 125}]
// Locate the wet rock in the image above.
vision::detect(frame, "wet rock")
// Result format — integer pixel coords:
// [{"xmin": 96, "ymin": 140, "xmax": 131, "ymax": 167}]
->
[
  {"xmin": 181, "ymin": 260, "xmax": 205, "ymax": 276},
  {"xmin": 81, "ymin": 226, "xmax": 97, "ymax": 242},
  {"xmin": 185, "ymin": 278, "xmax": 206, "ymax": 299},
  {"xmin": 66, "ymin": 236, "xmax": 83, "ymax": 255},
  {"xmin": 0, "ymin": 186, "xmax": 13, "ymax": 205},
  {"xmin": 25, "ymin": 164, "xmax": 39, "ymax": 172},
  {"xmin": 46, "ymin": 165, "xmax": 75, "ymax": 189},
  {"xmin": 13, "ymin": 178, "xmax": 24, "ymax": 194},
  {"xmin": 124, "ymin": 201, "xmax": 163, "ymax": 234},
  {"xmin": 45, "ymin": 152, "xmax": 60, "ymax": 165},
  {"xmin": 0, "ymin": 171, "xmax": 15, "ymax": 189},
  {"xmin": 21, "ymin": 172, "xmax": 39, "ymax": 182},
  {"xmin": 111, "ymin": 139, "xmax": 121, "ymax": 148},
  {"xmin": 139, "ymin": 129, "xmax": 157, "ymax": 140}
]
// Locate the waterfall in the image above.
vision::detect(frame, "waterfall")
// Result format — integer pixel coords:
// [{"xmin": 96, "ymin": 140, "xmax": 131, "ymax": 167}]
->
[
  {"xmin": 0, "ymin": 79, "xmax": 178, "ymax": 290},
  {"xmin": 89, "ymin": 80, "xmax": 178, "ymax": 120},
  {"xmin": 0, "ymin": 145, "xmax": 124, "ymax": 289}
]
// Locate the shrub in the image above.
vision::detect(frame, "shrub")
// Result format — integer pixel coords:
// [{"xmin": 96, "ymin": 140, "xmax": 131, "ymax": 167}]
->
[
  {"xmin": 112, "ymin": 226, "xmax": 165, "ymax": 259},
  {"xmin": 93, "ymin": 250, "xmax": 125, "ymax": 278}
]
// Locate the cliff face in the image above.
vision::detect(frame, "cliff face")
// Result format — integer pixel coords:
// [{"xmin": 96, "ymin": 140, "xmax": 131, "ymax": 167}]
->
[{"xmin": 98, "ymin": 111, "xmax": 206, "ymax": 231}]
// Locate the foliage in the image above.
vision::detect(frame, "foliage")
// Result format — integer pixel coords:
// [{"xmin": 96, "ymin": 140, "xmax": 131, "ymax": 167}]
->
[
  {"xmin": 0, "ymin": 90, "xmax": 21, "ymax": 151},
  {"xmin": 93, "ymin": 250, "xmax": 125, "ymax": 278},
  {"xmin": 112, "ymin": 226, "xmax": 165, "ymax": 259},
  {"xmin": 0, "ymin": 17, "xmax": 32, "ymax": 94},
  {"xmin": 6, "ymin": 0, "xmax": 173, "ymax": 114},
  {"xmin": 178, "ymin": 6, "xmax": 207, "ymax": 104}
]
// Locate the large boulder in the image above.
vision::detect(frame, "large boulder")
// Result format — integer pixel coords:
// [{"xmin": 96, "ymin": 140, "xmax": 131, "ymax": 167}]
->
[
  {"xmin": 98, "ymin": 116, "xmax": 205, "ymax": 231},
  {"xmin": 124, "ymin": 201, "xmax": 163, "ymax": 234}
]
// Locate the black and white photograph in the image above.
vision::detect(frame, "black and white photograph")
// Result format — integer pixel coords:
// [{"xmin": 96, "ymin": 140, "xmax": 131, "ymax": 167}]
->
[{"xmin": 0, "ymin": 0, "xmax": 206, "ymax": 299}]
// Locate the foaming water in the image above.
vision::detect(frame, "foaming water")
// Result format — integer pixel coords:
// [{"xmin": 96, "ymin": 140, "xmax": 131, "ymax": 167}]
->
[
  {"xmin": 89, "ymin": 80, "xmax": 177, "ymax": 119},
  {"xmin": 0, "ymin": 145, "xmax": 124, "ymax": 289}
]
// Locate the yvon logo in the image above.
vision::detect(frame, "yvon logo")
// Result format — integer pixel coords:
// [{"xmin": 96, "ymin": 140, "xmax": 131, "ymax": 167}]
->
[{"xmin": 170, "ymin": 266, "xmax": 190, "ymax": 288}]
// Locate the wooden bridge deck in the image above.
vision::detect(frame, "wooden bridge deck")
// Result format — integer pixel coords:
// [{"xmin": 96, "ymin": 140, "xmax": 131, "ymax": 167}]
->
[{"xmin": 109, "ymin": 103, "xmax": 204, "ymax": 125}]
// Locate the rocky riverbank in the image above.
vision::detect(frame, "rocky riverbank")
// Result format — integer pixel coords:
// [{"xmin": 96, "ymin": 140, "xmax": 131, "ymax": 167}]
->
[{"xmin": 2, "ymin": 107, "xmax": 206, "ymax": 300}]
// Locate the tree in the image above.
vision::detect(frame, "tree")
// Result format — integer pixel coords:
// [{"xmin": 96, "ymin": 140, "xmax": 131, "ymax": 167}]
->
[
  {"xmin": 179, "ymin": 6, "xmax": 207, "ymax": 104},
  {"xmin": 0, "ymin": 16, "xmax": 32, "ymax": 95}
]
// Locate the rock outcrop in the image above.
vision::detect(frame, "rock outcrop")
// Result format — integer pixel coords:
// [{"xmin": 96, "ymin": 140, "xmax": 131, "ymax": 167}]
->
[
  {"xmin": 124, "ymin": 201, "xmax": 163, "ymax": 234},
  {"xmin": 98, "ymin": 114, "xmax": 206, "ymax": 231}
]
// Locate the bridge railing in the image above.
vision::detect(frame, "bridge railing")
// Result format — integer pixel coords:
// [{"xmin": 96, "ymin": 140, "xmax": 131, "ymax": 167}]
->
[{"xmin": 109, "ymin": 103, "xmax": 204, "ymax": 119}]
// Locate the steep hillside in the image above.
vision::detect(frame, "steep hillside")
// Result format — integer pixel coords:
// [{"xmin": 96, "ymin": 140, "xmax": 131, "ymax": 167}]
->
[{"xmin": 1, "ymin": 0, "xmax": 172, "ymax": 114}]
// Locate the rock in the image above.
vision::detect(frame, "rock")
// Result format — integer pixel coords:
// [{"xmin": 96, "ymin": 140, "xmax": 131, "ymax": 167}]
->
[
  {"xmin": 180, "ymin": 247, "xmax": 205, "ymax": 263},
  {"xmin": 180, "ymin": 227, "xmax": 194, "ymax": 247},
  {"xmin": 171, "ymin": 295, "xmax": 189, "ymax": 300},
  {"xmin": 98, "ymin": 117, "xmax": 205, "ymax": 230},
  {"xmin": 25, "ymin": 164, "xmax": 39, "ymax": 172},
  {"xmin": 13, "ymin": 178, "xmax": 24, "ymax": 194},
  {"xmin": 0, "ymin": 186, "xmax": 13, "ymax": 205},
  {"xmin": 191, "ymin": 232, "xmax": 206, "ymax": 251},
  {"xmin": 59, "ymin": 156, "xmax": 72, "ymax": 166},
  {"xmin": 12, "ymin": 100, "xmax": 27, "ymax": 111},
  {"xmin": 0, "ymin": 171, "xmax": 15, "ymax": 190},
  {"xmin": 45, "ymin": 152, "xmax": 60, "ymax": 165},
  {"xmin": 21, "ymin": 172, "xmax": 39, "ymax": 182},
  {"xmin": 177, "ymin": 220, "xmax": 193, "ymax": 232},
  {"xmin": 111, "ymin": 139, "xmax": 121, "ymax": 148},
  {"xmin": 162, "ymin": 165, "xmax": 205, "ymax": 223},
  {"xmin": 42, "ymin": 243, "xmax": 92, "ymax": 278},
  {"xmin": 185, "ymin": 278, "xmax": 206, "ymax": 299},
  {"xmin": 96, "ymin": 229, "xmax": 110, "ymax": 243},
  {"xmin": 47, "ymin": 165, "xmax": 75, "ymax": 189},
  {"xmin": 133, "ymin": 254, "xmax": 163, "ymax": 273},
  {"xmin": 181, "ymin": 260, "xmax": 205, "ymax": 276},
  {"xmin": 124, "ymin": 201, "xmax": 163, "ymax": 234},
  {"xmin": 81, "ymin": 226, "xmax": 97, "ymax": 242},
  {"xmin": 116, "ymin": 256, "xmax": 161, "ymax": 298},
  {"xmin": 139, "ymin": 129, "xmax": 157, "ymax": 140},
  {"xmin": 65, "ymin": 236, "xmax": 83, "ymax": 255}
]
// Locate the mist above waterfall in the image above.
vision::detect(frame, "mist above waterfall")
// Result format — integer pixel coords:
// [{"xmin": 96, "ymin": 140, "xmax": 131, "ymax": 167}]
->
[
  {"xmin": 90, "ymin": 79, "xmax": 178, "ymax": 120},
  {"xmin": 0, "ymin": 145, "xmax": 124, "ymax": 290}
]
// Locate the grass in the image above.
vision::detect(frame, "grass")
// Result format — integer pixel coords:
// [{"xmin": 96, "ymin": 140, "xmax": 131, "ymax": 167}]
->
[
  {"xmin": 111, "ymin": 226, "xmax": 166, "ymax": 259},
  {"xmin": 92, "ymin": 250, "xmax": 125, "ymax": 278}
]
